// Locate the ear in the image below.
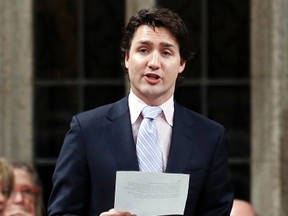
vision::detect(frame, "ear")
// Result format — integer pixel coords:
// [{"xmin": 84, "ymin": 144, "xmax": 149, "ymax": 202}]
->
[
  {"xmin": 125, "ymin": 53, "xmax": 129, "ymax": 69},
  {"xmin": 178, "ymin": 60, "xmax": 186, "ymax": 74}
]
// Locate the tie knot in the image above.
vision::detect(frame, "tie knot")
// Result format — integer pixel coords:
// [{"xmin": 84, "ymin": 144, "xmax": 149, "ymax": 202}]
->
[{"xmin": 142, "ymin": 106, "xmax": 162, "ymax": 119}]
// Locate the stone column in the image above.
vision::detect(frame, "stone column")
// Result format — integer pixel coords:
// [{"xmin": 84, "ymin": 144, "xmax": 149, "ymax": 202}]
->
[
  {"xmin": 125, "ymin": 0, "xmax": 155, "ymax": 22},
  {"xmin": 0, "ymin": 0, "xmax": 33, "ymax": 163},
  {"xmin": 251, "ymin": 0, "xmax": 288, "ymax": 215}
]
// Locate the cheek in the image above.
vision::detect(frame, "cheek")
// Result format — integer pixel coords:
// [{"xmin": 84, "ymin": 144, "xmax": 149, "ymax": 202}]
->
[
  {"xmin": 166, "ymin": 66, "xmax": 181, "ymax": 80},
  {"xmin": 128, "ymin": 60, "xmax": 142, "ymax": 75},
  {"xmin": 25, "ymin": 198, "xmax": 36, "ymax": 212}
]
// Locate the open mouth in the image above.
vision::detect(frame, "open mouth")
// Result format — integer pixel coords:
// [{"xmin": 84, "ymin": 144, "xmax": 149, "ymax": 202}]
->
[{"xmin": 145, "ymin": 73, "xmax": 160, "ymax": 79}]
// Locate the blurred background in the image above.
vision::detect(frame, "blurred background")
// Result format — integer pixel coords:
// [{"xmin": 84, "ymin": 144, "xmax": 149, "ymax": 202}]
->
[{"xmin": 1, "ymin": 0, "xmax": 287, "ymax": 216}]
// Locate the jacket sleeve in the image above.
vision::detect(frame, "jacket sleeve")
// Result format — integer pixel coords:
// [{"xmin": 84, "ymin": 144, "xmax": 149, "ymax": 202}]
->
[
  {"xmin": 195, "ymin": 127, "xmax": 234, "ymax": 216},
  {"xmin": 48, "ymin": 116, "xmax": 90, "ymax": 216}
]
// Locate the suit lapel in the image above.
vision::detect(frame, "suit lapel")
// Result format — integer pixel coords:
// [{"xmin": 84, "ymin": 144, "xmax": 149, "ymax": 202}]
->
[
  {"xmin": 105, "ymin": 97, "xmax": 139, "ymax": 171},
  {"xmin": 165, "ymin": 103, "xmax": 196, "ymax": 173},
  {"xmin": 104, "ymin": 98, "xmax": 197, "ymax": 173}
]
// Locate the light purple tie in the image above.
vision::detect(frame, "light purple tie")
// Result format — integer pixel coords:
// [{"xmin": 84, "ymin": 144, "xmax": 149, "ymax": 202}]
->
[{"xmin": 136, "ymin": 106, "xmax": 163, "ymax": 172}]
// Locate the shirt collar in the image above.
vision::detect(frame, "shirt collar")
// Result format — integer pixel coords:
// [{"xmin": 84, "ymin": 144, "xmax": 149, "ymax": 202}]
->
[{"xmin": 128, "ymin": 90, "xmax": 174, "ymax": 126}]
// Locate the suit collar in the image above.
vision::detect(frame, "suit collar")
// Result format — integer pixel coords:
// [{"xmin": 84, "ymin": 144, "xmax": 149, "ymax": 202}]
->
[
  {"xmin": 105, "ymin": 98, "xmax": 197, "ymax": 173},
  {"xmin": 105, "ymin": 97, "xmax": 139, "ymax": 171},
  {"xmin": 128, "ymin": 91, "xmax": 174, "ymax": 126}
]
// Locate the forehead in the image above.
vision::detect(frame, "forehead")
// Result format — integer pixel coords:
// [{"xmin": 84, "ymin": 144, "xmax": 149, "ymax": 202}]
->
[
  {"xmin": 132, "ymin": 25, "xmax": 179, "ymax": 47},
  {"xmin": 14, "ymin": 168, "xmax": 33, "ymax": 186}
]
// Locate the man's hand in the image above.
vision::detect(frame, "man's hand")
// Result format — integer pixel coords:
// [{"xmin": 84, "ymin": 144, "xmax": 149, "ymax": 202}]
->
[{"xmin": 99, "ymin": 208, "xmax": 136, "ymax": 216}]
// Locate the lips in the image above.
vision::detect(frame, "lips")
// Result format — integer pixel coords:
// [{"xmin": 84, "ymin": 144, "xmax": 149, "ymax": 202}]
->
[
  {"xmin": 146, "ymin": 73, "xmax": 160, "ymax": 79},
  {"xmin": 144, "ymin": 73, "xmax": 161, "ymax": 84}
]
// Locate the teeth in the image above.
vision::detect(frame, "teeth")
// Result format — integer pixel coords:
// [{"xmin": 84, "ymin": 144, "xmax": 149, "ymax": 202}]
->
[{"xmin": 147, "ymin": 74, "xmax": 159, "ymax": 79}]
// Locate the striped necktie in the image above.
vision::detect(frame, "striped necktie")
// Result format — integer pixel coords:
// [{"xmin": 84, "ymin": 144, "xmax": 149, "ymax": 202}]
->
[{"xmin": 136, "ymin": 106, "xmax": 163, "ymax": 172}]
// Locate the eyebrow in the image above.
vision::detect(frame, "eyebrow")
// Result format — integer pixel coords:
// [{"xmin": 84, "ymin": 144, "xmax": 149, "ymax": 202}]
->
[{"xmin": 137, "ymin": 40, "xmax": 176, "ymax": 49}]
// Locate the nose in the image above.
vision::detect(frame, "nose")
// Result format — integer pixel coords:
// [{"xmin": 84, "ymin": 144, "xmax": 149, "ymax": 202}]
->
[
  {"xmin": 11, "ymin": 191, "xmax": 25, "ymax": 203},
  {"xmin": 148, "ymin": 51, "xmax": 160, "ymax": 70}
]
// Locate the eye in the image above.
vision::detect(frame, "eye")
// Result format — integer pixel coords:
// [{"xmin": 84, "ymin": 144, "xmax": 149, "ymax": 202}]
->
[
  {"xmin": 162, "ymin": 49, "xmax": 172, "ymax": 57},
  {"xmin": 21, "ymin": 187, "xmax": 34, "ymax": 195},
  {"xmin": 138, "ymin": 47, "xmax": 149, "ymax": 54}
]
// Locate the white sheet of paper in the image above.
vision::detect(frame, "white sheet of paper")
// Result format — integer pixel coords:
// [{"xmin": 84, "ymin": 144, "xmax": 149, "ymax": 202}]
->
[{"xmin": 114, "ymin": 171, "xmax": 190, "ymax": 216}]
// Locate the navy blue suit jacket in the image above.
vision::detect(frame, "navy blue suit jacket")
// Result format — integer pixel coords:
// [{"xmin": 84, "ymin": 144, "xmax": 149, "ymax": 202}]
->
[{"xmin": 48, "ymin": 96, "xmax": 233, "ymax": 216}]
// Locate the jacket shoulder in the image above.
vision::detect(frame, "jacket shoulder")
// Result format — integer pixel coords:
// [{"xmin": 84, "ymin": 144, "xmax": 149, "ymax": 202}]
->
[
  {"xmin": 175, "ymin": 103, "xmax": 225, "ymax": 132},
  {"xmin": 75, "ymin": 97, "xmax": 128, "ymax": 125}
]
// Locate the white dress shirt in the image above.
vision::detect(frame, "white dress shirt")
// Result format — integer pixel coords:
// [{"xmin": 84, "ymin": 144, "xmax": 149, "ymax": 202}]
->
[{"xmin": 128, "ymin": 91, "xmax": 174, "ymax": 171}]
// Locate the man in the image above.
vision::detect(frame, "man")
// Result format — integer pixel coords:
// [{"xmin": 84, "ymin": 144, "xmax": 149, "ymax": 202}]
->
[{"xmin": 48, "ymin": 7, "xmax": 234, "ymax": 216}]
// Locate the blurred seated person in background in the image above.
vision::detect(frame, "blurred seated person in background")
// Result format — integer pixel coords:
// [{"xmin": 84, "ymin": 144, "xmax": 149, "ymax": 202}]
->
[
  {"xmin": 231, "ymin": 199, "xmax": 258, "ymax": 216},
  {"xmin": 3, "ymin": 161, "xmax": 43, "ymax": 216},
  {"xmin": 0, "ymin": 158, "xmax": 14, "ymax": 216}
]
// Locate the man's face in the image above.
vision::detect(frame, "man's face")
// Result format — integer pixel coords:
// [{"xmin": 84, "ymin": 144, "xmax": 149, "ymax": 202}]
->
[
  {"xmin": 4, "ymin": 168, "xmax": 37, "ymax": 215},
  {"xmin": 125, "ymin": 25, "xmax": 186, "ymax": 105}
]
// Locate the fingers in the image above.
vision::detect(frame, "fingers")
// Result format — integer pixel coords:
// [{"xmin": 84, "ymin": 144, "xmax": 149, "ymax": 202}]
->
[{"xmin": 99, "ymin": 208, "xmax": 136, "ymax": 216}]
